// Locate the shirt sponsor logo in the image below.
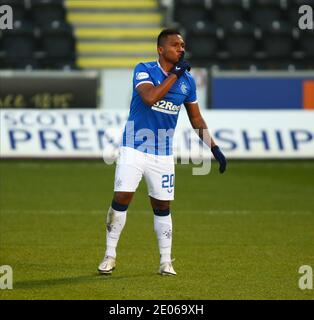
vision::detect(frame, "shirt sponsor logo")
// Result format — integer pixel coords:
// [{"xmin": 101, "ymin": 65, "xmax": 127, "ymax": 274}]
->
[
  {"xmin": 152, "ymin": 100, "xmax": 181, "ymax": 115},
  {"xmin": 136, "ymin": 72, "xmax": 149, "ymax": 80}
]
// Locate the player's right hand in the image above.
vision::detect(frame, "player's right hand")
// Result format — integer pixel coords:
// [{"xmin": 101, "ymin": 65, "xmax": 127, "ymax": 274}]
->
[
  {"xmin": 170, "ymin": 53, "xmax": 191, "ymax": 78},
  {"xmin": 211, "ymin": 145, "xmax": 227, "ymax": 174}
]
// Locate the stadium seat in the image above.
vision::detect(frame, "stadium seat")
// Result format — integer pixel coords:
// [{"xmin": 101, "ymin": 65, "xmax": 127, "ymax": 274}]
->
[
  {"xmin": 287, "ymin": 0, "xmax": 314, "ymax": 28},
  {"xmin": 1, "ymin": 20, "xmax": 36, "ymax": 68},
  {"xmin": 288, "ymin": 0, "xmax": 314, "ymax": 28},
  {"xmin": 222, "ymin": 61, "xmax": 260, "ymax": 70},
  {"xmin": 222, "ymin": 21, "xmax": 256, "ymax": 59},
  {"xmin": 260, "ymin": 21, "xmax": 294, "ymax": 59},
  {"xmin": 186, "ymin": 21, "xmax": 219, "ymax": 60},
  {"xmin": 298, "ymin": 29, "xmax": 314, "ymax": 57},
  {"xmin": 0, "ymin": 0, "xmax": 77, "ymax": 70},
  {"xmin": 41, "ymin": 60, "xmax": 78, "ymax": 70},
  {"xmin": 211, "ymin": 0, "xmax": 246, "ymax": 28},
  {"xmin": 173, "ymin": 0, "xmax": 209, "ymax": 29},
  {"xmin": 295, "ymin": 59, "xmax": 314, "ymax": 70},
  {"xmin": 29, "ymin": 0, "xmax": 66, "ymax": 27},
  {"xmin": 6, "ymin": 58, "xmax": 40, "ymax": 70},
  {"xmin": 0, "ymin": 0, "xmax": 28, "ymax": 22},
  {"xmin": 39, "ymin": 21, "xmax": 76, "ymax": 69},
  {"xmin": 249, "ymin": 0, "xmax": 284, "ymax": 28},
  {"xmin": 169, "ymin": 0, "xmax": 313, "ymax": 69},
  {"xmin": 0, "ymin": 40, "xmax": 4, "ymax": 68},
  {"xmin": 0, "ymin": 58, "xmax": 4, "ymax": 69}
]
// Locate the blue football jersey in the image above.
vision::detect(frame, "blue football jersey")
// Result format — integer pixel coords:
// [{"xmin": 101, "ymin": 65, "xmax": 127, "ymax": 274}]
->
[{"xmin": 122, "ymin": 61, "xmax": 197, "ymax": 155}]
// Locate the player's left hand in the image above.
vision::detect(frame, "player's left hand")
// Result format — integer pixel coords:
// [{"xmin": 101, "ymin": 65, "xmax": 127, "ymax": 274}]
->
[
  {"xmin": 170, "ymin": 52, "xmax": 191, "ymax": 78},
  {"xmin": 211, "ymin": 145, "xmax": 227, "ymax": 174}
]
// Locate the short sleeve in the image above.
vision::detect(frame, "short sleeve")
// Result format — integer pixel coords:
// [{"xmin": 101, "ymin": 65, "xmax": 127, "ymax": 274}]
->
[
  {"xmin": 184, "ymin": 76, "xmax": 197, "ymax": 104},
  {"xmin": 133, "ymin": 63, "xmax": 154, "ymax": 89}
]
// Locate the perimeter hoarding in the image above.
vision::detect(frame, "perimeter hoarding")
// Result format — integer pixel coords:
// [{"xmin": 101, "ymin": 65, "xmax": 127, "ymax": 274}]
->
[
  {"xmin": 211, "ymin": 71, "xmax": 314, "ymax": 110},
  {"xmin": 1, "ymin": 109, "xmax": 313, "ymax": 159},
  {"xmin": 0, "ymin": 71, "xmax": 99, "ymax": 109}
]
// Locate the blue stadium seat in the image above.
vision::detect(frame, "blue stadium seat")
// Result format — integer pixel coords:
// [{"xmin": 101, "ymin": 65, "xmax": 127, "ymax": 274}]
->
[
  {"xmin": 260, "ymin": 21, "xmax": 294, "ymax": 59},
  {"xmin": 173, "ymin": 0, "xmax": 209, "ymax": 28},
  {"xmin": 249, "ymin": 0, "xmax": 284, "ymax": 28},
  {"xmin": 211, "ymin": 0, "xmax": 246, "ymax": 28},
  {"xmin": 222, "ymin": 21, "xmax": 256, "ymax": 59},
  {"xmin": 299, "ymin": 29, "xmax": 314, "ymax": 57},
  {"xmin": 39, "ymin": 21, "xmax": 76, "ymax": 69},
  {"xmin": 0, "ymin": 0, "xmax": 28, "ymax": 22},
  {"xmin": 186, "ymin": 21, "xmax": 219, "ymax": 60},
  {"xmin": 1, "ymin": 20, "xmax": 37, "ymax": 68},
  {"xmin": 288, "ymin": 0, "xmax": 314, "ymax": 27},
  {"xmin": 29, "ymin": 0, "xmax": 66, "ymax": 27}
]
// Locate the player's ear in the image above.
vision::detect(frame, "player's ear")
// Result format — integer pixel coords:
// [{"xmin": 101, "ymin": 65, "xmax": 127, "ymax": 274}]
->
[{"xmin": 157, "ymin": 45, "xmax": 163, "ymax": 56}]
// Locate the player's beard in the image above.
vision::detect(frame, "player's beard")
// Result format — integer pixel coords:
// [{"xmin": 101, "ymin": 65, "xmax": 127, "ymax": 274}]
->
[
  {"xmin": 163, "ymin": 49, "xmax": 180, "ymax": 64},
  {"xmin": 164, "ymin": 55, "xmax": 179, "ymax": 68}
]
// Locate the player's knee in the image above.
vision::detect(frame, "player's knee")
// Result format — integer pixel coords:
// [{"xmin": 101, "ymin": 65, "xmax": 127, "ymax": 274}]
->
[
  {"xmin": 150, "ymin": 198, "xmax": 170, "ymax": 214},
  {"xmin": 152, "ymin": 199, "xmax": 170, "ymax": 216},
  {"xmin": 111, "ymin": 199, "xmax": 129, "ymax": 212},
  {"xmin": 113, "ymin": 192, "xmax": 133, "ymax": 208},
  {"xmin": 153, "ymin": 208, "xmax": 170, "ymax": 216}
]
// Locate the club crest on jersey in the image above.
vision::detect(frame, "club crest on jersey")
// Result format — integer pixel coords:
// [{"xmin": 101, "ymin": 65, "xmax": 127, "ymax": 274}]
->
[
  {"xmin": 136, "ymin": 72, "xmax": 149, "ymax": 80},
  {"xmin": 151, "ymin": 100, "xmax": 181, "ymax": 115},
  {"xmin": 180, "ymin": 82, "xmax": 188, "ymax": 94}
]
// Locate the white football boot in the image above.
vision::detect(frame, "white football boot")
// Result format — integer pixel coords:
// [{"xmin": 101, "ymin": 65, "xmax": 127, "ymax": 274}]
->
[
  {"xmin": 158, "ymin": 260, "xmax": 177, "ymax": 276},
  {"xmin": 98, "ymin": 256, "xmax": 116, "ymax": 275}
]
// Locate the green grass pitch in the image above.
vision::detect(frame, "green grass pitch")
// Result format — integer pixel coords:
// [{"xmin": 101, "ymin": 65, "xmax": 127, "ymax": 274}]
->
[{"xmin": 0, "ymin": 160, "xmax": 313, "ymax": 300}]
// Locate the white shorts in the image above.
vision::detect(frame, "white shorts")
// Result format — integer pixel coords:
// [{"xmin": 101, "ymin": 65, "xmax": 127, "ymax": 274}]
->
[{"xmin": 114, "ymin": 147, "xmax": 175, "ymax": 201}]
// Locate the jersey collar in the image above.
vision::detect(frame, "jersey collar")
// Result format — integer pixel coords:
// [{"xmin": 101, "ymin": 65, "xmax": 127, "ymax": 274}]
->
[{"xmin": 157, "ymin": 60, "xmax": 169, "ymax": 77}]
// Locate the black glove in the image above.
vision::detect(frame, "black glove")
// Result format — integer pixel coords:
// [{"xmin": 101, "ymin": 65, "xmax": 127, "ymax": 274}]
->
[
  {"xmin": 170, "ymin": 53, "xmax": 191, "ymax": 78},
  {"xmin": 211, "ymin": 145, "xmax": 227, "ymax": 174}
]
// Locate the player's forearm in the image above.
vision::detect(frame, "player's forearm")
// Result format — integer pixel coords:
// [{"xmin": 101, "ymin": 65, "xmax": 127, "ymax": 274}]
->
[
  {"xmin": 190, "ymin": 116, "xmax": 216, "ymax": 148},
  {"xmin": 142, "ymin": 74, "xmax": 177, "ymax": 106}
]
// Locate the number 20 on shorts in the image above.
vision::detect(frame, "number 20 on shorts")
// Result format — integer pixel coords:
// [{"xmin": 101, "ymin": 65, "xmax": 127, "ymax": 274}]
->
[{"xmin": 162, "ymin": 174, "xmax": 174, "ymax": 189}]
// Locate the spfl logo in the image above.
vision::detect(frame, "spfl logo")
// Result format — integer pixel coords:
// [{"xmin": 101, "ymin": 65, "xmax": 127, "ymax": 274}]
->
[{"xmin": 0, "ymin": 5, "xmax": 13, "ymax": 30}]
